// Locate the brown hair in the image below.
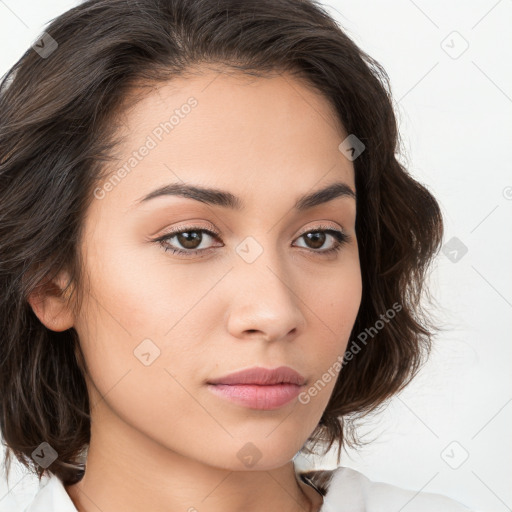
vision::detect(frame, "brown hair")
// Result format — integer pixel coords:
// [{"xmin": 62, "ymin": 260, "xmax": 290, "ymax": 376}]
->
[{"xmin": 0, "ymin": 0, "xmax": 443, "ymax": 487}]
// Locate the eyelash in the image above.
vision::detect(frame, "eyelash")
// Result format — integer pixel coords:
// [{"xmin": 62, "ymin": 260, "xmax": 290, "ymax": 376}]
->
[{"xmin": 153, "ymin": 224, "xmax": 350, "ymax": 258}]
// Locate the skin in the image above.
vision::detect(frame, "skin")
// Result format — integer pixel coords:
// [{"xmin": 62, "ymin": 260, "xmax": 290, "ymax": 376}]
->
[{"xmin": 29, "ymin": 67, "xmax": 362, "ymax": 512}]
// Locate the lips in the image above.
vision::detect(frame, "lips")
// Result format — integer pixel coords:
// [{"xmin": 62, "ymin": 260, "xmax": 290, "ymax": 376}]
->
[
  {"xmin": 206, "ymin": 366, "xmax": 307, "ymax": 410},
  {"xmin": 207, "ymin": 365, "xmax": 306, "ymax": 386}
]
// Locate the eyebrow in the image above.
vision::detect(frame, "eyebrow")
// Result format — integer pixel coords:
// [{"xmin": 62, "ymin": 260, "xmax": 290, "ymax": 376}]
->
[{"xmin": 135, "ymin": 181, "xmax": 356, "ymax": 211}]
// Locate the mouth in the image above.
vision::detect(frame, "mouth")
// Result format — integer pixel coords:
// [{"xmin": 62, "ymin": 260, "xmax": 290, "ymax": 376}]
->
[{"xmin": 206, "ymin": 366, "xmax": 306, "ymax": 410}]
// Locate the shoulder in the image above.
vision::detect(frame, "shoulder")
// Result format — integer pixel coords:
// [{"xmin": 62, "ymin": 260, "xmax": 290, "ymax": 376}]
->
[
  {"xmin": 300, "ymin": 466, "xmax": 474, "ymax": 512},
  {"xmin": 20, "ymin": 473, "xmax": 78, "ymax": 512}
]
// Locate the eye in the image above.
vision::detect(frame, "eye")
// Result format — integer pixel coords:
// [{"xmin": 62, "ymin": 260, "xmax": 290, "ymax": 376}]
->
[
  {"xmin": 153, "ymin": 224, "xmax": 350, "ymax": 257},
  {"xmin": 293, "ymin": 224, "xmax": 350, "ymax": 255},
  {"xmin": 154, "ymin": 225, "xmax": 222, "ymax": 256}
]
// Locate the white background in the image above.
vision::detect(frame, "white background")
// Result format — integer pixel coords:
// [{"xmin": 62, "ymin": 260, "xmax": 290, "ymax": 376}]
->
[{"xmin": 0, "ymin": 1, "xmax": 510, "ymax": 512}]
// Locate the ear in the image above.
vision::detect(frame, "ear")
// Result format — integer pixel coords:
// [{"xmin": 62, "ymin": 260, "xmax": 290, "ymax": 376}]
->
[{"xmin": 27, "ymin": 270, "xmax": 75, "ymax": 332}]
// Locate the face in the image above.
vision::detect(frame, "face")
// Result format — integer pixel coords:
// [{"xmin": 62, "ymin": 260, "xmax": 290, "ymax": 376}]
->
[{"xmin": 63, "ymin": 69, "xmax": 362, "ymax": 471}]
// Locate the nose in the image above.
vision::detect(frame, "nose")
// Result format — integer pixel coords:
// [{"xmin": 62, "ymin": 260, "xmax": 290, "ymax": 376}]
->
[{"xmin": 225, "ymin": 243, "xmax": 306, "ymax": 343}]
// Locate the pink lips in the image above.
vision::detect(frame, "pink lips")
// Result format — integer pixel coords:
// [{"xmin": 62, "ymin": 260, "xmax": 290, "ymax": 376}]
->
[{"xmin": 207, "ymin": 366, "xmax": 306, "ymax": 410}]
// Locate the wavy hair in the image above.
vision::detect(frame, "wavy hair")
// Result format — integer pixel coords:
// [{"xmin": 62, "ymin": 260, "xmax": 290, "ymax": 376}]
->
[{"xmin": 0, "ymin": 0, "xmax": 443, "ymax": 487}]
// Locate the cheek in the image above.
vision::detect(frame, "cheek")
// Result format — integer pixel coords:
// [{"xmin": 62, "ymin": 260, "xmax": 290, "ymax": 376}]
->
[
  {"xmin": 74, "ymin": 268, "xmax": 213, "ymax": 447},
  {"xmin": 305, "ymin": 255, "xmax": 362, "ymax": 347},
  {"xmin": 295, "ymin": 259, "xmax": 362, "ymax": 407}
]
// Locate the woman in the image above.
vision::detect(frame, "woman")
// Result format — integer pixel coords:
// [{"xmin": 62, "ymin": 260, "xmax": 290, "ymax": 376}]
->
[{"xmin": 0, "ymin": 0, "xmax": 473, "ymax": 510}]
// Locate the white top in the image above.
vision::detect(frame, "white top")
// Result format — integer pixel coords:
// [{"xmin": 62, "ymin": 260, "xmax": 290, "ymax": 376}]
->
[{"xmin": 19, "ymin": 466, "xmax": 473, "ymax": 512}]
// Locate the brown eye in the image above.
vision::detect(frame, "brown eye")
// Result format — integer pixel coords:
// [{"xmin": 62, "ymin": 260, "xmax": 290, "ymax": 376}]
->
[
  {"xmin": 155, "ymin": 227, "xmax": 222, "ymax": 256},
  {"xmin": 294, "ymin": 227, "xmax": 349, "ymax": 255},
  {"xmin": 174, "ymin": 230, "xmax": 203, "ymax": 250},
  {"xmin": 302, "ymin": 231, "xmax": 327, "ymax": 250}
]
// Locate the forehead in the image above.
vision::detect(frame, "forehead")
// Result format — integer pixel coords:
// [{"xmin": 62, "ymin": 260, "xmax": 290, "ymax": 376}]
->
[
  {"xmin": 97, "ymin": 68, "xmax": 355, "ymax": 212},
  {"xmin": 117, "ymin": 67, "xmax": 345, "ymax": 137}
]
